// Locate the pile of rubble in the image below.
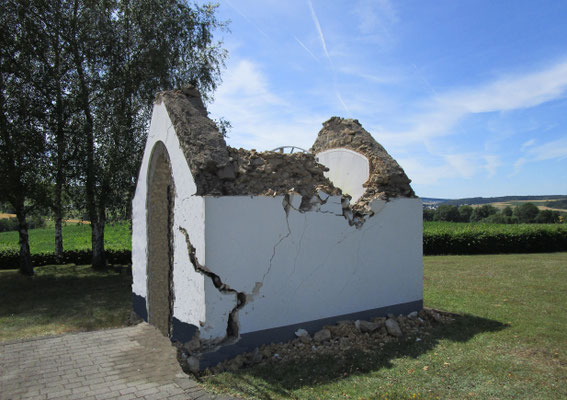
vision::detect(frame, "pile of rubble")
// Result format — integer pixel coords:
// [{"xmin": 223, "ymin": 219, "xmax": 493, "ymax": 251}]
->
[
  {"xmin": 158, "ymin": 88, "xmax": 340, "ymax": 200},
  {"xmin": 181, "ymin": 308, "xmax": 454, "ymax": 375}
]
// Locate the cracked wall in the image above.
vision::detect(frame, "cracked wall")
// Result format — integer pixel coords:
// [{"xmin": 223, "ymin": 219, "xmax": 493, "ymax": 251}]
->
[{"xmin": 132, "ymin": 87, "xmax": 423, "ymax": 370}]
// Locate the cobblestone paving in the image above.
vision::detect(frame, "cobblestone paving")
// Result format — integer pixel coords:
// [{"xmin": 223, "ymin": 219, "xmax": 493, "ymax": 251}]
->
[{"xmin": 0, "ymin": 323, "xmax": 238, "ymax": 400}]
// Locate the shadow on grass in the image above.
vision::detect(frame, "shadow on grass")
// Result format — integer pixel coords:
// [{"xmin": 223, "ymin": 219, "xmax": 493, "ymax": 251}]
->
[
  {"xmin": 0, "ymin": 265, "xmax": 132, "ymax": 340},
  {"xmin": 205, "ymin": 313, "xmax": 509, "ymax": 399}
]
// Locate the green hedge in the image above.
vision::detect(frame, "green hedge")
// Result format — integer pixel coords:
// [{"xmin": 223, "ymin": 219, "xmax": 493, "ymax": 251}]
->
[
  {"xmin": 0, "ymin": 249, "xmax": 131, "ymax": 270},
  {"xmin": 423, "ymin": 223, "xmax": 567, "ymax": 255}
]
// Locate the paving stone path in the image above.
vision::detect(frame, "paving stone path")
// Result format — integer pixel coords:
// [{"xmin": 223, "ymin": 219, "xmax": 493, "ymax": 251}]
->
[{"xmin": 0, "ymin": 324, "xmax": 238, "ymax": 400}]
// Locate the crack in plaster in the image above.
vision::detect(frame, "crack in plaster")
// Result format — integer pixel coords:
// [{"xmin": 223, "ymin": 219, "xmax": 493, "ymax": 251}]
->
[
  {"xmin": 179, "ymin": 227, "xmax": 247, "ymax": 350},
  {"xmin": 258, "ymin": 195, "xmax": 293, "ymax": 290},
  {"xmin": 291, "ymin": 214, "xmax": 308, "ymax": 277}
]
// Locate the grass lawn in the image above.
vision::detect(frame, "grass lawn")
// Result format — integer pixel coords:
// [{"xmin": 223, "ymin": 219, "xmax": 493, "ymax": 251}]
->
[
  {"xmin": 0, "ymin": 221, "xmax": 131, "ymax": 253},
  {"xmin": 0, "ymin": 264, "xmax": 132, "ymax": 342},
  {"xmin": 201, "ymin": 252, "xmax": 567, "ymax": 400},
  {"xmin": 0, "ymin": 253, "xmax": 565, "ymax": 399}
]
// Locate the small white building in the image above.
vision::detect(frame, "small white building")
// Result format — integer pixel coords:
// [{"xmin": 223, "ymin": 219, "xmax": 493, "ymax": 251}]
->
[{"xmin": 131, "ymin": 88, "xmax": 422, "ymax": 369}]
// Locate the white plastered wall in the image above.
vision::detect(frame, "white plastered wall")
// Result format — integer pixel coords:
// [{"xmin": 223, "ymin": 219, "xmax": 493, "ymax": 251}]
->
[
  {"xmin": 131, "ymin": 102, "xmax": 206, "ymax": 328},
  {"xmin": 203, "ymin": 195, "xmax": 422, "ymax": 337},
  {"xmin": 316, "ymin": 148, "xmax": 370, "ymax": 203}
]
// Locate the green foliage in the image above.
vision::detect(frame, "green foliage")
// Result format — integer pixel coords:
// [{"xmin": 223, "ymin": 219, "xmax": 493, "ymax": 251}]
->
[
  {"xmin": 423, "ymin": 222, "xmax": 567, "ymax": 255},
  {"xmin": 513, "ymin": 202, "xmax": 540, "ymax": 223},
  {"xmin": 424, "ymin": 202, "xmax": 564, "ymax": 224},
  {"xmin": 534, "ymin": 209, "xmax": 561, "ymax": 224},
  {"xmin": 470, "ymin": 205, "xmax": 498, "ymax": 222},
  {"xmin": 433, "ymin": 204, "xmax": 460, "ymax": 222},
  {"xmin": 0, "ymin": 216, "xmax": 46, "ymax": 232},
  {"xmin": 0, "ymin": 249, "xmax": 130, "ymax": 270}
]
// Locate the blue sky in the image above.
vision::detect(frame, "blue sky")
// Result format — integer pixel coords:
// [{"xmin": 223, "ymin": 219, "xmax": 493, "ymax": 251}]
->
[{"xmin": 201, "ymin": 0, "xmax": 567, "ymax": 199}]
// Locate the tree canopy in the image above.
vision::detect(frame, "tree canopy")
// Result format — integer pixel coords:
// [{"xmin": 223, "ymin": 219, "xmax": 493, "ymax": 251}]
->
[{"xmin": 0, "ymin": 0, "xmax": 228, "ymax": 274}]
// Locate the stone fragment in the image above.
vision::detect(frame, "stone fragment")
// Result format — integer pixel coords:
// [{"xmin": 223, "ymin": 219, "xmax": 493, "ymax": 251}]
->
[
  {"xmin": 355, "ymin": 319, "xmax": 379, "ymax": 333},
  {"xmin": 408, "ymin": 311, "xmax": 418, "ymax": 319},
  {"xmin": 385, "ymin": 318, "xmax": 403, "ymax": 337},
  {"xmin": 251, "ymin": 348, "xmax": 263, "ymax": 364},
  {"xmin": 295, "ymin": 328, "xmax": 309, "ymax": 338},
  {"xmin": 299, "ymin": 335, "xmax": 311, "ymax": 344},
  {"xmin": 313, "ymin": 328, "xmax": 332, "ymax": 342},
  {"xmin": 187, "ymin": 356, "xmax": 200, "ymax": 373}
]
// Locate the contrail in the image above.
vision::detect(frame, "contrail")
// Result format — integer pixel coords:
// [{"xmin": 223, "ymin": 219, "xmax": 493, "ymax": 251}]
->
[
  {"xmin": 336, "ymin": 91, "xmax": 350, "ymax": 114},
  {"xmin": 294, "ymin": 36, "xmax": 319, "ymax": 61},
  {"xmin": 308, "ymin": 0, "xmax": 331, "ymax": 63}
]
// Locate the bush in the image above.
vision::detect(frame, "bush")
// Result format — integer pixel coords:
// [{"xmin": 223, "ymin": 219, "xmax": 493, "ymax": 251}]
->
[
  {"xmin": 423, "ymin": 222, "xmax": 567, "ymax": 255},
  {"xmin": 0, "ymin": 216, "xmax": 46, "ymax": 232},
  {"xmin": 0, "ymin": 249, "xmax": 131, "ymax": 270}
]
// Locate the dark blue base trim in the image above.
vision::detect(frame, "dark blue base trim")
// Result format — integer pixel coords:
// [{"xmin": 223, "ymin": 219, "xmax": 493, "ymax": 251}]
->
[
  {"xmin": 199, "ymin": 299, "xmax": 423, "ymax": 369},
  {"xmin": 171, "ymin": 317, "xmax": 199, "ymax": 343},
  {"xmin": 132, "ymin": 293, "xmax": 148, "ymax": 322}
]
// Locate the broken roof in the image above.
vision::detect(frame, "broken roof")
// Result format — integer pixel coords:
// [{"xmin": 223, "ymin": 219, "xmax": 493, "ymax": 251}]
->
[{"xmin": 155, "ymin": 88, "xmax": 415, "ymax": 205}]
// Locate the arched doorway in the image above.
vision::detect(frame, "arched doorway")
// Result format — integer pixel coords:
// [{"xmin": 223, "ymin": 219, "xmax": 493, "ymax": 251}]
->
[{"xmin": 146, "ymin": 141, "xmax": 174, "ymax": 337}]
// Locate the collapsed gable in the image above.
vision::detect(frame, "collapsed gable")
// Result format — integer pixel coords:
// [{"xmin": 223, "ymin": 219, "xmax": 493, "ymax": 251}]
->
[
  {"xmin": 157, "ymin": 88, "xmax": 415, "ymax": 210},
  {"xmin": 312, "ymin": 117, "xmax": 415, "ymax": 208}
]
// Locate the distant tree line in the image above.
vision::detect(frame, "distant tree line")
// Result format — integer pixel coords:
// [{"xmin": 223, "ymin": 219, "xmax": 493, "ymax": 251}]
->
[
  {"xmin": 1, "ymin": 0, "xmax": 228, "ymax": 275},
  {"xmin": 424, "ymin": 203, "xmax": 564, "ymax": 224}
]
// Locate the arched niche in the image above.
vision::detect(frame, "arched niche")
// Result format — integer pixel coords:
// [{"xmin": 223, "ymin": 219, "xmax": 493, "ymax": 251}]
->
[{"xmin": 146, "ymin": 141, "xmax": 175, "ymax": 337}]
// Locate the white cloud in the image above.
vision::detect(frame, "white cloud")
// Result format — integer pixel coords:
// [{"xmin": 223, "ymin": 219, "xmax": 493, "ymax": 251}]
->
[
  {"xmin": 483, "ymin": 155, "xmax": 501, "ymax": 177},
  {"xmin": 525, "ymin": 136, "xmax": 567, "ymax": 161},
  {"xmin": 438, "ymin": 61, "xmax": 567, "ymax": 113},
  {"xmin": 381, "ymin": 59, "xmax": 567, "ymax": 147},
  {"xmin": 208, "ymin": 59, "xmax": 327, "ymax": 151},
  {"xmin": 513, "ymin": 136, "xmax": 567, "ymax": 174},
  {"xmin": 521, "ymin": 138, "xmax": 536, "ymax": 150}
]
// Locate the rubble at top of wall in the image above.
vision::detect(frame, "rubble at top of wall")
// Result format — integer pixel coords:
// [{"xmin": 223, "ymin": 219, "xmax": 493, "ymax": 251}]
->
[
  {"xmin": 311, "ymin": 117, "xmax": 415, "ymax": 210},
  {"xmin": 157, "ymin": 87, "xmax": 339, "ymax": 200},
  {"xmin": 157, "ymin": 88, "xmax": 415, "ymax": 212}
]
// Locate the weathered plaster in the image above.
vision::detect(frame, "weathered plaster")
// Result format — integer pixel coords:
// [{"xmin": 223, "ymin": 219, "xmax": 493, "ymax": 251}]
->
[
  {"xmin": 131, "ymin": 102, "xmax": 206, "ymax": 331},
  {"xmin": 316, "ymin": 148, "xmax": 370, "ymax": 203}
]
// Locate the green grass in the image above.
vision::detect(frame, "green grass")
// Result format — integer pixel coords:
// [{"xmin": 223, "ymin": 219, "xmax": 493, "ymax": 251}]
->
[
  {"xmin": 0, "ymin": 221, "xmax": 131, "ymax": 253},
  {"xmin": 424, "ymin": 220, "xmax": 567, "ymax": 234},
  {"xmin": 0, "ymin": 264, "xmax": 133, "ymax": 343},
  {"xmin": 201, "ymin": 253, "xmax": 567, "ymax": 400},
  {"xmin": 2, "ymin": 221, "xmax": 565, "ymax": 255}
]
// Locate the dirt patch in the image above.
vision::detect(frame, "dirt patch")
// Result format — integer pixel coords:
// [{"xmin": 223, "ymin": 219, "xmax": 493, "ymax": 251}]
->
[{"xmin": 311, "ymin": 117, "xmax": 415, "ymax": 211}]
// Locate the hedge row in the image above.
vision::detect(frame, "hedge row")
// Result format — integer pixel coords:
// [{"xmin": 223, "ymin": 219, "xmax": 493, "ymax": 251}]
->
[
  {"xmin": 1, "ymin": 229, "xmax": 566, "ymax": 268},
  {"xmin": 0, "ymin": 249, "xmax": 131, "ymax": 270},
  {"xmin": 423, "ymin": 229, "xmax": 567, "ymax": 255}
]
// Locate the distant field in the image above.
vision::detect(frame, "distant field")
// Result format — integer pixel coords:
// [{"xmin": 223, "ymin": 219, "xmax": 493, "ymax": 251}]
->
[
  {"xmin": 424, "ymin": 221, "xmax": 567, "ymax": 234},
  {"xmin": 0, "ymin": 222, "xmax": 130, "ymax": 253},
  {"xmin": 486, "ymin": 199, "xmax": 567, "ymax": 212}
]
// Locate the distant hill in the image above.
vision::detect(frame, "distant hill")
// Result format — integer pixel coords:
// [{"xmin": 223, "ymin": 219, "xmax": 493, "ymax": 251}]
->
[{"xmin": 421, "ymin": 195, "xmax": 567, "ymax": 207}]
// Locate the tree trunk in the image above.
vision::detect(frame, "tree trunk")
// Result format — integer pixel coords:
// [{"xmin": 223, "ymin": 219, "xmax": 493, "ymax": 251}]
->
[
  {"xmin": 15, "ymin": 206, "xmax": 33, "ymax": 276},
  {"xmin": 54, "ymin": 209, "xmax": 63, "ymax": 261},
  {"xmin": 91, "ymin": 208, "xmax": 106, "ymax": 270}
]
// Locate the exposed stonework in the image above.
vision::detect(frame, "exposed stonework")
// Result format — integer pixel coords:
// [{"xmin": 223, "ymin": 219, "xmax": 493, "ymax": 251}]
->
[
  {"xmin": 157, "ymin": 87, "xmax": 340, "ymax": 200},
  {"xmin": 312, "ymin": 117, "xmax": 416, "ymax": 210},
  {"xmin": 156, "ymin": 88, "xmax": 232, "ymax": 196},
  {"xmin": 224, "ymin": 147, "xmax": 340, "ymax": 198}
]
